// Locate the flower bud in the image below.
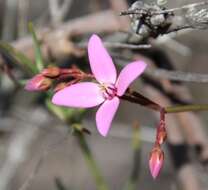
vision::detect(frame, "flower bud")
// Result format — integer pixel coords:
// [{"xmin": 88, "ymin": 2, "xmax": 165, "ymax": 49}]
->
[
  {"xmin": 149, "ymin": 145, "xmax": 164, "ymax": 179},
  {"xmin": 156, "ymin": 123, "xmax": 167, "ymax": 145},
  {"xmin": 25, "ymin": 74, "xmax": 52, "ymax": 91},
  {"xmin": 42, "ymin": 67, "xmax": 60, "ymax": 78}
]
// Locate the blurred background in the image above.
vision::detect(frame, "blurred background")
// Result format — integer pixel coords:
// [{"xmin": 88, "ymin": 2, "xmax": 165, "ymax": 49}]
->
[{"xmin": 0, "ymin": 0, "xmax": 208, "ymax": 190}]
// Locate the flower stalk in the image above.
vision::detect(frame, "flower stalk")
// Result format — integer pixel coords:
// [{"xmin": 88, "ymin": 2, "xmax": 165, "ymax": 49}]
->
[
  {"xmin": 47, "ymin": 104, "xmax": 109, "ymax": 190},
  {"xmin": 75, "ymin": 131, "xmax": 109, "ymax": 190}
]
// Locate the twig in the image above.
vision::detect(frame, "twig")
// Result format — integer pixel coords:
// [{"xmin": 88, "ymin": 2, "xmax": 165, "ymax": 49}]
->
[
  {"xmin": 115, "ymin": 56, "xmax": 208, "ymax": 83},
  {"xmin": 104, "ymin": 42, "xmax": 151, "ymax": 49},
  {"xmin": 165, "ymin": 104, "xmax": 208, "ymax": 114},
  {"xmin": 165, "ymin": 25, "xmax": 193, "ymax": 34},
  {"xmin": 49, "ymin": 0, "xmax": 73, "ymax": 26},
  {"xmin": 155, "ymin": 1, "xmax": 208, "ymax": 15},
  {"xmin": 121, "ymin": 1, "xmax": 208, "ymax": 16},
  {"xmin": 18, "ymin": 134, "xmax": 68, "ymax": 190},
  {"xmin": 122, "ymin": 89, "xmax": 208, "ymax": 114},
  {"xmin": 145, "ymin": 68, "xmax": 208, "ymax": 83},
  {"xmin": 77, "ymin": 41, "xmax": 151, "ymax": 49}
]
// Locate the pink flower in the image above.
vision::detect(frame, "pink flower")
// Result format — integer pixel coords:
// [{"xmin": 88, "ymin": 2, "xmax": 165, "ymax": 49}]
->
[
  {"xmin": 52, "ymin": 34, "xmax": 147, "ymax": 136},
  {"xmin": 149, "ymin": 145, "xmax": 164, "ymax": 179}
]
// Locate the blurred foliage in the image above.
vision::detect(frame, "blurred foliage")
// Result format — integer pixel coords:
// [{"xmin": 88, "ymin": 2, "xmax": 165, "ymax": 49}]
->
[
  {"xmin": 0, "ymin": 42, "xmax": 36, "ymax": 74},
  {"xmin": 28, "ymin": 22, "xmax": 45, "ymax": 72}
]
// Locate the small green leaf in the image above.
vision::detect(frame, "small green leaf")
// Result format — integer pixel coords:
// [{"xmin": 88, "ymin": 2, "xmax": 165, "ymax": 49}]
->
[{"xmin": 28, "ymin": 22, "xmax": 44, "ymax": 72}]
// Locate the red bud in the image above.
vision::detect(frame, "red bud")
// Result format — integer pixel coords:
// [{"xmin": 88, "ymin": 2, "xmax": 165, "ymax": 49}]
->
[
  {"xmin": 42, "ymin": 67, "xmax": 60, "ymax": 78},
  {"xmin": 25, "ymin": 74, "xmax": 52, "ymax": 91}
]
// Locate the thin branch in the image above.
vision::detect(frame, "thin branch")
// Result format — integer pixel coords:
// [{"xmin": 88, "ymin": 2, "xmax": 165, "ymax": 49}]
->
[
  {"xmin": 122, "ymin": 89, "xmax": 208, "ymax": 114},
  {"xmin": 165, "ymin": 104, "xmax": 208, "ymax": 114},
  {"xmin": 49, "ymin": 0, "xmax": 73, "ymax": 26},
  {"xmin": 145, "ymin": 68, "xmax": 208, "ymax": 83},
  {"xmin": 155, "ymin": 1, "xmax": 208, "ymax": 15},
  {"xmin": 115, "ymin": 56, "xmax": 208, "ymax": 83},
  {"xmin": 165, "ymin": 25, "xmax": 193, "ymax": 34},
  {"xmin": 104, "ymin": 42, "xmax": 151, "ymax": 49},
  {"xmin": 77, "ymin": 41, "xmax": 151, "ymax": 50},
  {"xmin": 18, "ymin": 134, "xmax": 68, "ymax": 190},
  {"xmin": 121, "ymin": 1, "xmax": 208, "ymax": 16}
]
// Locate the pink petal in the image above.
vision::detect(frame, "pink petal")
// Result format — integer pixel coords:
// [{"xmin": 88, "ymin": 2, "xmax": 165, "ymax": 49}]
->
[
  {"xmin": 116, "ymin": 61, "xmax": 147, "ymax": 96},
  {"xmin": 96, "ymin": 97, "xmax": 120, "ymax": 137},
  {"xmin": 88, "ymin": 34, "xmax": 117, "ymax": 84},
  {"xmin": 52, "ymin": 82, "xmax": 105, "ymax": 108},
  {"xmin": 149, "ymin": 159, "xmax": 163, "ymax": 179},
  {"xmin": 149, "ymin": 146, "xmax": 164, "ymax": 179}
]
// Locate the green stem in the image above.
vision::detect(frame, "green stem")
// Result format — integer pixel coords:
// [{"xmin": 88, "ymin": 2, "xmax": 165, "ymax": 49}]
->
[
  {"xmin": 124, "ymin": 125, "xmax": 141, "ymax": 190},
  {"xmin": 165, "ymin": 104, "xmax": 208, "ymax": 113},
  {"xmin": 46, "ymin": 102, "xmax": 109, "ymax": 190},
  {"xmin": 75, "ymin": 132, "xmax": 109, "ymax": 190}
]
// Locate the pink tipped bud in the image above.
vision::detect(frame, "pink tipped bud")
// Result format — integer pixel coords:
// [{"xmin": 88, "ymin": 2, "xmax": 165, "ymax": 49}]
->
[
  {"xmin": 42, "ymin": 67, "xmax": 60, "ymax": 78},
  {"xmin": 149, "ymin": 145, "xmax": 164, "ymax": 179},
  {"xmin": 25, "ymin": 74, "xmax": 52, "ymax": 91}
]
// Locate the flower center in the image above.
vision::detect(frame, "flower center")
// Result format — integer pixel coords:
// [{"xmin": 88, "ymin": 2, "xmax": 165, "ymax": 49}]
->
[{"xmin": 100, "ymin": 83, "xmax": 117, "ymax": 100}]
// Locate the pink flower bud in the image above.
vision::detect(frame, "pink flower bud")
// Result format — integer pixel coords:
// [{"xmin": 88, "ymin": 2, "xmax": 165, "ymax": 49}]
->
[
  {"xmin": 42, "ymin": 67, "xmax": 60, "ymax": 78},
  {"xmin": 149, "ymin": 145, "xmax": 164, "ymax": 179},
  {"xmin": 25, "ymin": 74, "xmax": 52, "ymax": 91}
]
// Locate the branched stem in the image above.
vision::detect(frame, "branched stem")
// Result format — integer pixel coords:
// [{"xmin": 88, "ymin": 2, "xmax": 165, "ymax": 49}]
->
[{"xmin": 123, "ymin": 90, "xmax": 208, "ymax": 114}]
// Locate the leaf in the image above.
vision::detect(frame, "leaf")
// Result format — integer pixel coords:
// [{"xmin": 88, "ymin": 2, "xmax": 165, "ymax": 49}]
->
[
  {"xmin": 0, "ymin": 42, "xmax": 37, "ymax": 74},
  {"xmin": 28, "ymin": 22, "xmax": 44, "ymax": 72}
]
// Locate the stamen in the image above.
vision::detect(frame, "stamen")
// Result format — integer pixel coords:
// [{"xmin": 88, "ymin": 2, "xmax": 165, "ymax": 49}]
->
[{"xmin": 100, "ymin": 83, "xmax": 117, "ymax": 100}]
